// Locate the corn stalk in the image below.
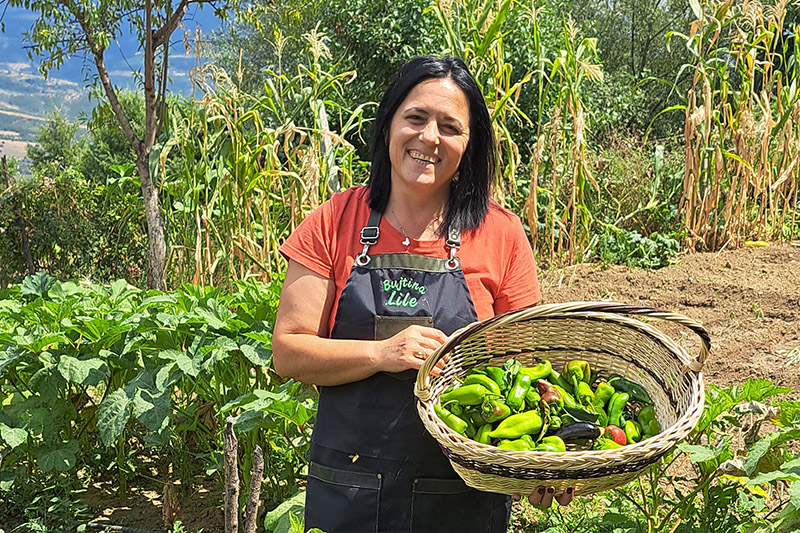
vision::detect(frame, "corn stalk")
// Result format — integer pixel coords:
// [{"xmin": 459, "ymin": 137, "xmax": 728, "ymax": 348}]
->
[
  {"xmin": 157, "ymin": 31, "xmax": 368, "ymax": 286},
  {"xmin": 525, "ymin": 14, "xmax": 604, "ymax": 267},
  {"xmin": 673, "ymin": 0, "xmax": 800, "ymax": 250}
]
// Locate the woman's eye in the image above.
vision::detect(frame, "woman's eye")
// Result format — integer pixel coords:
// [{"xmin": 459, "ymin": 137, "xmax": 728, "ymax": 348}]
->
[{"xmin": 442, "ymin": 124, "xmax": 460, "ymax": 134}]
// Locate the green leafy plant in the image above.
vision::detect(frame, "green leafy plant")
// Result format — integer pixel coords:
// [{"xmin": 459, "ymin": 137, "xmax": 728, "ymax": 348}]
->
[{"xmin": 0, "ymin": 272, "xmax": 313, "ymax": 514}]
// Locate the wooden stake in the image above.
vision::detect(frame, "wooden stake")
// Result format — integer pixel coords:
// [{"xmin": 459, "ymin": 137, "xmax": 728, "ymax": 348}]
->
[
  {"xmin": 224, "ymin": 417, "xmax": 239, "ymax": 533},
  {"xmin": 243, "ymin": 444, "xmax": 264, "ymax": 533}
]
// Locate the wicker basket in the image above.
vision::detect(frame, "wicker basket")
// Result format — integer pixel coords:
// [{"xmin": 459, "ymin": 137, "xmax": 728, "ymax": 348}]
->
[{"xmin": 414, "ymin": 301, "xmax": 710, "ymax": 496}]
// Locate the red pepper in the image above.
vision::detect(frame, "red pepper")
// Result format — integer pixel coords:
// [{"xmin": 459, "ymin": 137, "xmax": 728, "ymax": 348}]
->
[{"xmin": 605, "ymin": 425, "xmax": 627, "ymax": 446}]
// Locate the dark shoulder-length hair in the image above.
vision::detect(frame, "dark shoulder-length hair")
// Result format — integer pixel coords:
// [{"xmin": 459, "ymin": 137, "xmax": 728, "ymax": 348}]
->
[{"xmin": 367, "ymin": 55, "xmax": 496, "ymax": 236}]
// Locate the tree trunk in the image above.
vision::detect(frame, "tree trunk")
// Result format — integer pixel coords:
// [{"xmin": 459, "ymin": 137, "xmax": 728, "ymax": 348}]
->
[{"xmin": 135, "ymin": 151, "xmax": 167, "ymax": 290}]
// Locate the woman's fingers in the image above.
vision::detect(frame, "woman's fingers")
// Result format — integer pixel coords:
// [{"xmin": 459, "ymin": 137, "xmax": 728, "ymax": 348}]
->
[
  {"xmin": 527, "ymin": 486, "xmax": 546, "ymax": 506},
  {"xmin": 555, "ymin": 487, "xmax": 575, "ymax": 506},
  {"xmin": 527, "ymin": 486, "xmax": 574, "ymax": 508}
]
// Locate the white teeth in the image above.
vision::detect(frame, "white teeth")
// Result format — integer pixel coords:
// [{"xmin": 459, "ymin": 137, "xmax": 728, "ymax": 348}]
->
[{"xmin": 409, "ymin": 150, "xmax": 437, "ymax": 164}]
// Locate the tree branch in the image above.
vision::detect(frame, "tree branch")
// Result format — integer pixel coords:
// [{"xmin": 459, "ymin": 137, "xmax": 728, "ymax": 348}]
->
[
  {"xmin": 57, "ymin": 0, "xmax": 142, "ymax": 152},
  {"xmin": 152, "ymin": 0, "xmax": 189, "ymax": 50}
]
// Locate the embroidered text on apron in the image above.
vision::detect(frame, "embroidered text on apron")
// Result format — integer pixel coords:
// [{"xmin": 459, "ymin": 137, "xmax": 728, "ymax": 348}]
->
[{"xmin": 304, "ymin": 209, "xmax": 510, "ymax": 533}]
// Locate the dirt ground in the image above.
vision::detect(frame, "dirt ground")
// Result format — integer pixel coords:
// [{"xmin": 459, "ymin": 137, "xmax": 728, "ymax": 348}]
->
[
  {"xmin": 78, "ymin": 244, "xmax": 800, "ymax": 532},
  {"xmin": 540, "ymin": 243, "xmax": 800, "ymax": 393}
]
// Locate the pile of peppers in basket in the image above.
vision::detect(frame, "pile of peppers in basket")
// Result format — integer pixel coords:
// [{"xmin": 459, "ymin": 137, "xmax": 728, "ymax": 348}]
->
[{"xmin": 434, "ymin": 358, "xmax": 662, "ymax": 452}]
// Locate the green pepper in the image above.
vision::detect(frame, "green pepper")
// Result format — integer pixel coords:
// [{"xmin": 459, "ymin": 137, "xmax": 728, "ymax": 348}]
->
[
  {"xmin": 565, "ymin": 360, "xmax": 591, "ymax": 384},
  {"xmin": 547, "ymin": 368, "xmax": 573, "ymax": 393},
  {"xmin": 607, "ymin": 392, "xmax": 630, "ymax": 428},
  {"xmin": 592, "ymin": 382, "xmax": 616, "ymax": 411},
  {"xmin": 525, "ymin": 389, "xmax": 542, "ymax": 409},
  {"xmin": 481, "ymin": 398, "xmax": 512, "ymax": 423},
  {"xmin": 548, "ymin": 415, "xmax": 562, "ymax": 432},
  {"xmin": 440, "ymin": 383, "xmax": 492, "ymax": 406},
  {"xmin": 624, "ymin": 420, "xmax": 642, "ymax": 444},
  {"xmin": 434, "ymin": 404, "xmax": 469, "ymax": 435},
  {"xmin": 519, "ymin": 434, "xmax": 536, "ymax": 448},
  {"xmin": 468, "ymin": 409, "xmax": 486, "ymax": 428},
  {"xmin": 520, "ymin": 360, "xmax": 553, "ymax": 381},
  {"xmin": 593, "ymin": 437, "xmax": 623, "ymax": 450},
  {"xmin": 574, "ymin": 381, "xmax": 595, "ymax": 407},
  {"xmin": 497, "ymin": 438, "xmax": 533, "ymax": 451},
  {"xmin": 535, "ymin": 435, "xmax": 566, "ymax": 452},
  {"xmin": 485, "ymin": 367, "xmax": 508, "ymax": 392},
  {"xmin": 444, "ymin": 400, "xmax": 463, "ymax": 416},
  {"xmin": 506, "ymin": 372, "xmax": 532, "ymax": 412},
  {"xmin": 487, "ymin": 411, "xmax": 544, "ymax": 440},
  {"xmin": 608, "ymin": 374, "xmax": 653, "ymax": 405},
  {"xmin": 475, "ymin": 423, "xmax": 493, "ymax": 444},
  {"xmin": 638, "ymin": 405, "xmax": 656, "ymax": 422},
  {"xmin": 648, "ymin": 419, "xmax": 662, "ymax": 435},
  {"xmin": 551, "ymin": 384, "xmax": 582, "ymax": 411},
  {"xmin": 464, "ymin": 373, "xmax": 502, "ymax": 396}
]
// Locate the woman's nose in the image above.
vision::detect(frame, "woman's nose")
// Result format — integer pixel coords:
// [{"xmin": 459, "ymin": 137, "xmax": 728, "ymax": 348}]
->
[{"xmin": 419, "ymin": 120, "xmax": 440, "ymax": 145}]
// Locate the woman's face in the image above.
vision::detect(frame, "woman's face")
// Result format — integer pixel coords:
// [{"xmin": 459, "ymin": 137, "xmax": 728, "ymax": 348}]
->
[{"xmin": 387, "ymin": 78, "xmax": 471, "ymax": 199}]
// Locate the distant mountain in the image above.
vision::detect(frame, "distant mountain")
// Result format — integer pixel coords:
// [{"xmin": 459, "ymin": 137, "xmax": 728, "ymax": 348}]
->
[{"xmin": 0, "ymin": 4, "xmax": 219, "ymax": 158}]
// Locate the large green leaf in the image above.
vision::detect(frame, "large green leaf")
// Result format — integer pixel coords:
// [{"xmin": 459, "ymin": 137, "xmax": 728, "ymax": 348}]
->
[
  {"xmin": 20, "ymin": 271, "xmax": 55, "ymax": 299},
  {"xmin": 159, "ymin": 349, "xmax": 201, "ymax": 377},
  {"xmin": 0, "ymin": 423, "xmax": 27, "ymax": 449},
  {"xmin": 132, "ymin": 388, "xmax": 171, "ymax": 432},
  {"xmin": 0, "ymin": 346, "xmax": 25, "ymax": 375},
  {"xmin": 194, "ymin": 298, "xmax": 233, "ymax": 330},
  {"xmin": 678, "ymin": 442, "xmax": 727, "ymax": 463},
  {"xmin": 264, "ymin": 490, "xmax": 306, "ymax": 533},
  {"xmin": 790, "ymin": 482, "xmax": 800, "ymax": 510},
  {"xmin": 97, "ymin": 389, "xmax": 132, "ymax": 447},
  {"xmin": 35, "ymin": 440, "xmax": 79, "ymax": 472},
  {"xmin": 744, "ymin": 429, "xmax": 800, "ymax": 475},
  {"xmin": 57, "ymin": 355, "xmax": 109, "ymax": 386},
  {"xmin": 239, "ymin": 343, "xmax": 271, "ymax": 366}
]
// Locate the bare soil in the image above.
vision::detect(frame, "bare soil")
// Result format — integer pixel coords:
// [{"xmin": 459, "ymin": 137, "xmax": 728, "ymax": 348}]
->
[
  {"xmin": 78, "ymin": 244, "xmax": 800, "ymax": 532},
  {"xmin": 540, "ymin": 243, "xmax": 800, "ymax": 393}
]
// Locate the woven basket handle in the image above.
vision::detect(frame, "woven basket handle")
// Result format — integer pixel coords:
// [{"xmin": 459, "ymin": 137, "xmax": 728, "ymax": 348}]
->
[{"xmin": 415, "ymin": 301, "xmax": 711, "ymax": 401}]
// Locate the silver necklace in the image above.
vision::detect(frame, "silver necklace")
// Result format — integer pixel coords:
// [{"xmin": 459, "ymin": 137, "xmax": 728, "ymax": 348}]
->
[
  {"xmin": 390, "ymin": 206, "xmax": 411, "ymax": 246},
  {"xmin": 389, "ymin": 205, "xmax": 441, "ymax": 246}
]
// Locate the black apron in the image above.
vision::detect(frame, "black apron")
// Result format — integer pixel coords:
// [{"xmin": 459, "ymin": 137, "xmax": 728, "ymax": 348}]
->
[{"xmin": 304, "ymin": 209, "xmax": 510, "ymax": 533}]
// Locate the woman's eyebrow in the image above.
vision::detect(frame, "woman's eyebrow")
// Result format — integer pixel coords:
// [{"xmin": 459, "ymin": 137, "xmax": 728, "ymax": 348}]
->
[{"xmin": 405, "ymin": 106, "xmax": 466, "ymax": 129}]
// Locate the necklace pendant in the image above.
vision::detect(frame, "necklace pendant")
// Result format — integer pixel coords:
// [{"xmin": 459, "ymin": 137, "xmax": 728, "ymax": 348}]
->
[{"xmin": 402, "ymin": 236, "xmax": 410, "ymax": 246}]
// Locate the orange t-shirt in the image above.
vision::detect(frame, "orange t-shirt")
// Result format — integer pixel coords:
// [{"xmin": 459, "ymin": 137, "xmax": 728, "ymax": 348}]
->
[{"xmin": 279, "ymin": 186, "xmax": 541, "ymax": 335}]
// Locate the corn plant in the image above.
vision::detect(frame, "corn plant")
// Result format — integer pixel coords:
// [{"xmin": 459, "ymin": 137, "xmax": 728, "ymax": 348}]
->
[
  {"xmin": 670, "ymin": 0, "xmax": 800, "ymax": 251},
  {"xmin": 156, "ymin": 30, "xmax": 370, "ymax": 287},
  {"xmin": 524, "ymin": 15, "xmax": 604, "ymax": 267},
  {"xmin": 428, "ymin": 0, "xmax": 534, "ymax": 196}
]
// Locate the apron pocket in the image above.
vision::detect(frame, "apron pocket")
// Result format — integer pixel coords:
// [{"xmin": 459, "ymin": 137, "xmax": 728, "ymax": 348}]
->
[
  {"xmin": 305, "ymin": 461, "xmax": 382, "ymax": 533},
  {"xmin": 410, "ymin": 477, "xmax": 507, "ymax": 533}
]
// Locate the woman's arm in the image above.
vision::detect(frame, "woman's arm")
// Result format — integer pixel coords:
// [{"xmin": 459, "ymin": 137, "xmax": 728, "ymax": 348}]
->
[{"xmin": 272, "ymin": 260, "xmax": 447, "ymax": 386}]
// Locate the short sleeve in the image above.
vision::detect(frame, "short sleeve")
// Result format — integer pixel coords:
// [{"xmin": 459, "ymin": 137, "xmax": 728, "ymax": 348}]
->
[
  {"xmin": 279, "ymin": 200, "xmax": 337, "ymax": 280},
  {"xmin": 492, "ymin": 217, "xmax": 541, "ymax": 314}
]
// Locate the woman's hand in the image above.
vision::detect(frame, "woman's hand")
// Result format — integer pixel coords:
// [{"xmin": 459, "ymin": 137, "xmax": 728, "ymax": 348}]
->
[
  {"xmin": 375, "ymin": 325, "xmax": 448, "ymax": 375},
  {"xmin": 513, "ymin": 486, "xmax": 574, "ymax": 508}
]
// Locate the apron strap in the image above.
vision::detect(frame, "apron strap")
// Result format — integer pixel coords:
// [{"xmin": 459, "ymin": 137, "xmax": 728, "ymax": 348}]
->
[
  {"xmin": 355, "ymin": 209, "xmax": 383, "ymax": 266},
  {"xmin": 356, "ymin": 208, "xmax": 462, "ymax": 270}
]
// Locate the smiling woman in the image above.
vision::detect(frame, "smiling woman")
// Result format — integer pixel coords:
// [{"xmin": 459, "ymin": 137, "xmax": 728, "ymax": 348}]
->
[{"xmin": 272, "ymin": 56, "xmax": 567, "ymax": 533}]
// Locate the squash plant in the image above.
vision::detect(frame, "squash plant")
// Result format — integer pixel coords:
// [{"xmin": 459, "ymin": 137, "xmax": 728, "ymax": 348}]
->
[{"xmin": 0, "ymin": 272, "xmax": 313, "ymax": 507}]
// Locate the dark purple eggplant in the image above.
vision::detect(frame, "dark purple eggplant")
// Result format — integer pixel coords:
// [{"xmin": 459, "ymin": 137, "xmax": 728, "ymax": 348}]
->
[{"xmin": 554, "ymin": 422, "xmax": 601, "ymax": 443}]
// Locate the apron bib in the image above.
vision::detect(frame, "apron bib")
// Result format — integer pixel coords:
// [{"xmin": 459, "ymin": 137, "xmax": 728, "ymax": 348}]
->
[{"xmin": 304, "ymin": 209, "xmax": 510, "ymax": 533}]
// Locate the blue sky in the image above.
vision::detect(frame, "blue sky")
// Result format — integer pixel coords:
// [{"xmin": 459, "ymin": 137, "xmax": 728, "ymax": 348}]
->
[{"xmin": 0, "ymin": 3, "xmax": 222, "ymax": 95}]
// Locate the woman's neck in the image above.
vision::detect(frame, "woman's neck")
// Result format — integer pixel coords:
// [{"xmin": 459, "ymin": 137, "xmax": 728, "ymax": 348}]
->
[{"xmin": 386, "ymin": 190, "xmax": 448, "ymax": 241}]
